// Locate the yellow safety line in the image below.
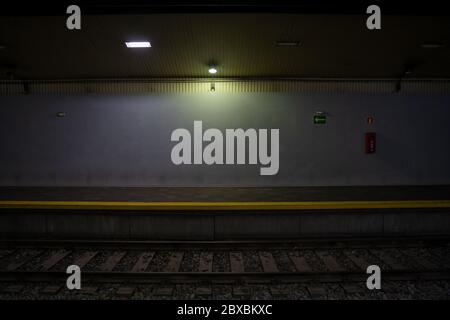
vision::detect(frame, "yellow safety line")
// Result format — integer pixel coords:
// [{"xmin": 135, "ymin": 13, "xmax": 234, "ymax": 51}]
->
[{"xmin": 0, "ymin": 200, "xmax": 449, "ymax": 211}]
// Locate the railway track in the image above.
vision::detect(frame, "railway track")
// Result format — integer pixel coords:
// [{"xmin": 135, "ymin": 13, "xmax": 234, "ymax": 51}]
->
[
  {"xmin": 0, "ymin": 237, "xmax": 449, "ymax": 299},
  {"xmin": 0, "ymin": 238, "xmax": 449, "ymax": 279}
]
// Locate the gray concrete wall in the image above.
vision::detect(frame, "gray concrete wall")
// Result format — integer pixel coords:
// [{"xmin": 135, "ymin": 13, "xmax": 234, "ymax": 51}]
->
[{"xmin": 1, "ymin": 93, "xmax": 450, "ymax": 186}]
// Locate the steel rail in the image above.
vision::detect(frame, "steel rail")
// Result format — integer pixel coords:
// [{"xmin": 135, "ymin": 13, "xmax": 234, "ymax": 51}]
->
[
  {"xmin": 1, "ymin": 236, "xmax": 449, "ymax": 251},
  {"xmin": 0, "ymin": 269, "xmax": 449, "ymax": 284}
]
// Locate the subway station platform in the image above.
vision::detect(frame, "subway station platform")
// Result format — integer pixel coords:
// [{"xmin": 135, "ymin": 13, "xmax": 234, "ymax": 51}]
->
[{"xmin": 1, "ymin": 186, "xmax": 450, "ymax": 240}]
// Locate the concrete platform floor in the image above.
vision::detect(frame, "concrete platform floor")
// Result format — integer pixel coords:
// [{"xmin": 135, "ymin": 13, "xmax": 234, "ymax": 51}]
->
[{"xmin": 0, "ymin": 186, "xmax": 449, "ymax": 240}]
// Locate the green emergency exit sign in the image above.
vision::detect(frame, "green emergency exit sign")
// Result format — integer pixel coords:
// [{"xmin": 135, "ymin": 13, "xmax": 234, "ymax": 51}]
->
[{"xmin": 314, "ymin": 114, "xmax": 326, "ymax": 124}]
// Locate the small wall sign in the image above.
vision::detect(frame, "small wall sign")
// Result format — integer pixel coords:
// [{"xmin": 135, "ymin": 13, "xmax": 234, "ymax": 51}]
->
[{"xmin": 314, "ymin": 113, "xmax": 326, "ymax": 124}]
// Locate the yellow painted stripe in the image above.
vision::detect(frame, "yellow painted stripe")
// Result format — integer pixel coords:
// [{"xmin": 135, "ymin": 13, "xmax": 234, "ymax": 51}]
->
[{"xmin": 0, "ymin": 200, "xmax": 449, "ymax": 211}]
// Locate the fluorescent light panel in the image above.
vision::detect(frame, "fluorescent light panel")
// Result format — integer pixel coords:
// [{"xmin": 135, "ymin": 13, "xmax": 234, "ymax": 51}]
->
[
  {"xmin": 420, "ymin": 43, "xmax": 444, "ymax": 49},
  {"xmin": 275, "ymin": 41, "xmax": 301, "ymax": 47},
  {"xmin": 125, "ymin": 41, "xmax": 151, "ymax": 48}
]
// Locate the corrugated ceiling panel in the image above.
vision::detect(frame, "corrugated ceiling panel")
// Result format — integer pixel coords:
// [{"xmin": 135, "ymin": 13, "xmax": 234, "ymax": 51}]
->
[
  {"xmin": 0, "ymin": 79, "xmax": 449, "ymax": 95},
  {"xmin": 2, "ymin": 15, "xmax": 450, "ymax": 80}
]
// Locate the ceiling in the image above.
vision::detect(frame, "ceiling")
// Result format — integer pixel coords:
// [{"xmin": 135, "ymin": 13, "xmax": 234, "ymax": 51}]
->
[
  {"xmin": 3, "ymin": 1, "xmax": 449, "ymax": 16},
  {"xmin": 0, "ymin": 12, "xmax": 449, "ymax": 80}
]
